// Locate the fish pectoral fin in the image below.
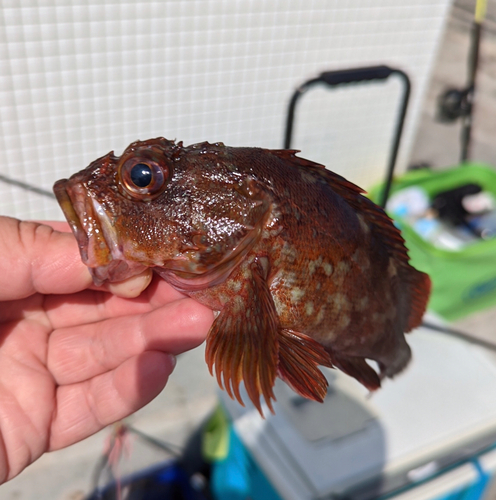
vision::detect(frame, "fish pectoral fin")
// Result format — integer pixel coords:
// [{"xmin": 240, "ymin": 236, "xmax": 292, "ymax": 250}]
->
[
  {"xmin": 205, "ymin": 260, "xmax": 279, "ymax": 416},
  {"xmin": 278, "ymin": 329, "xmax": 334, "ymax": 403}
]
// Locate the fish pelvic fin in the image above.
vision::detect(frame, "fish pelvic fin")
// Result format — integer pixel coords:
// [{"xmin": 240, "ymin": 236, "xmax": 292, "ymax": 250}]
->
[
  {"xmin": 278, "ymin": 329, "xmax": 334, "ymax": 403},
  {"xmin": 205, "ymin": 259, "xmax": 279, "ymax": 416}
]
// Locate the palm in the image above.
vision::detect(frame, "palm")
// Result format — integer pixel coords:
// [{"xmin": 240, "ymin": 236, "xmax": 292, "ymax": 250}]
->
[
  {"xmin": 0, "ymin": 219, "xmax": 213, "ymax": 483},
  {"xmin": 0, "ymin": 294, "xmax": 56, "ymax": 477}
]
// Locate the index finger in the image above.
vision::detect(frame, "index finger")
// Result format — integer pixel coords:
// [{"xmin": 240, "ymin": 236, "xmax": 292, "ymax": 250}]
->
[
  {"xmin": 48, "ymin": 296, "xmax": 214, "ymax": 385},
  {"xmin": 45, "ymin": 276, "xmax": 187, "ymax": 330}
]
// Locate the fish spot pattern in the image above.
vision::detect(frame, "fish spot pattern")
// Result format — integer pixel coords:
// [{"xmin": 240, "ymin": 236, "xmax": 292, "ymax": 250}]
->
[
  {"xmin": 357, "ymin": 214, "xmax": 370, "ymax": 234},
  {"xmin": 291, "ymin": 287, "xmax": 305, "ymax": 303},
  {"xmin": 356, "ymin": 296, "xmax": 369, "ymax": 311},
  {"xmin": 336, "ymin": 261, "xmax": 350, "ymax": 276},
  {"xmin": 233, "ymin": 295, "xmax": 245, "ymax": 313},
  {"xmin": 351, "ymin": 248, "xmax": 370, "ymax": 270},
  {"xmin": 337, "ymin": 313, "xmax": 351, "ymax": 329},
  {"xmin": 229, "ymin": 280, "xmax": 243, "ymax": 292},
  {"xmin": 315, "ymin": 306, "xmax": 326, "ymax": 324},
  {"xmin": 322, "ymin": 262, "xmax": 333, "ymax": 276},
  {"xmin": 387, "ymin": 259, "xmax": 398, "ymax": 277}
]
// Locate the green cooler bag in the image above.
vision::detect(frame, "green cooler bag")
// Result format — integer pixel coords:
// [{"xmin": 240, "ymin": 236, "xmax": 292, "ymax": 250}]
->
[{"xmin": 371, "ymin": 163, "xmax": 496, "ymax": 321}]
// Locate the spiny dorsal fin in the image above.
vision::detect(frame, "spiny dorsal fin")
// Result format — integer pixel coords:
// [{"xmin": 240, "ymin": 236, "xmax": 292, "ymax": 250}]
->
[{"xmin": 268, "ymin": 149, "xmax": 415, "ymax": 269}]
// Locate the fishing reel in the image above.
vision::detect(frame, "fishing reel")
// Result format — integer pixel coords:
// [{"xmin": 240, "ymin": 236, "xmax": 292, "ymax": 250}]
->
[{"xmin": 436, "ymin": 87, "xmax": 472, "ymax": 123}]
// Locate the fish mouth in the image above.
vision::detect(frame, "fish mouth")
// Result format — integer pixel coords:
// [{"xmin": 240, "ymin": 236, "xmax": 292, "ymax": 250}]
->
[
  {"xmin": 53, "ymin": 180, "xmax": 92, "ymax": 260},
  {"xmin": 53, "ymin": 179, "xmax": 146, "ymax": 285}
]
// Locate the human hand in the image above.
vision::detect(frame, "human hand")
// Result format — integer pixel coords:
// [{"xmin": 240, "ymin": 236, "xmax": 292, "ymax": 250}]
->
[{"xmin": 0, "ymin": 217, "xmax": 213, "ymax": 483}]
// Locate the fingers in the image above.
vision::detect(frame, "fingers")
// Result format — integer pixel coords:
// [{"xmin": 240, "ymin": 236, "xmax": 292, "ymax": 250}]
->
[
  {"xmin": 48, "ymin": 297, "xmax": 213, "ymax": 385},
  {"xmin": 0, "ymin": 217, "xmax": 156, "ymax": 301},
  {"xmin": 37, "ymin": 223, "xmax": 158, "ymax": 299},
  {"xmin": 45, "ymin": 277, "xmax": 187, "ymax": 330},
  {"xmin": 38, "ymin": 220, "xmax": 155, "ymax": 299},
  {"xmin": 0, "ymin": 218, "xmax": 93, "ymax": 300},
  {"xmin": 49, "ymin": 351, "xmax": 174, "ymax": 451},
  {"xmin": 32, "ymin": 220, "xmax": 72, "ymax": 232},
  {"xmin": 105, "ymin": 270, "xmax": 153, "ymax": 298}
]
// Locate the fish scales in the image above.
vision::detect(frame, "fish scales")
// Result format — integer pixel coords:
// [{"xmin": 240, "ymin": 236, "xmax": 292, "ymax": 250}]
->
[{"xmin": 54, "ymin": 138, "xmax": 431, "ymax": 415}]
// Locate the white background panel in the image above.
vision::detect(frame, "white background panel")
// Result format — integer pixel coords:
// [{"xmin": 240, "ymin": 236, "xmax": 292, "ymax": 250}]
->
[{"xmin": 0, "ymin": 0, "xmax": 452, "ymax": 220}]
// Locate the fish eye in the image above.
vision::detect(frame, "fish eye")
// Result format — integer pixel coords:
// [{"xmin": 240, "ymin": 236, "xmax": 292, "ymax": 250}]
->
[
  {"xmin": 130, "ymin": 163, "xmax": 153, "ymax": 187},
  {"xmin": 119, "ymin": 157, "xmax": 169, "ymax": 199}
]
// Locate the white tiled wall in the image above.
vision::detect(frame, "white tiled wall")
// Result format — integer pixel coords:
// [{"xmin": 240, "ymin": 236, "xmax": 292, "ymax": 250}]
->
[{"xmin": 0, "ymin": 0, "xmax": 452, "ymax": 220}]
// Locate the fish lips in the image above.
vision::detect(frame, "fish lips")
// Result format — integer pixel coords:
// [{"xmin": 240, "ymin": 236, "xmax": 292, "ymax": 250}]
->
[
  {"xmin": 53, "ymin": 179, "xmax": 92, "ymax": 260},
  {"xmin": 53, "ymin": 179, "xmax": 146, "ymax": 285}
]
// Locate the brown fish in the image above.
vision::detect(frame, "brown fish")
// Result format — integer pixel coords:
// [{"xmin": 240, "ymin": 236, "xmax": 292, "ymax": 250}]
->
[{"xmin": 53, "ymin": 138, "xmax": 431, "ymax": 414}]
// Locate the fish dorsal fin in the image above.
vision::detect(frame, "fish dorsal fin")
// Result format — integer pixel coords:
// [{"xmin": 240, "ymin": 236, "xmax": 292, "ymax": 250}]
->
[
  {"xmin": 269, "ymin": 150, "xmax": 409, "ymax": 265},
  {"xmin": 268, "ymin": 149, "xmax": 328, "ymax": 171}
]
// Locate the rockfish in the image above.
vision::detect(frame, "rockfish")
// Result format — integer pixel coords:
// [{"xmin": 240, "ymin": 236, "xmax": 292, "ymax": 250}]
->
[{"xmin": 54, "ymin": 138, "xmax": 431, "ymax": 414}]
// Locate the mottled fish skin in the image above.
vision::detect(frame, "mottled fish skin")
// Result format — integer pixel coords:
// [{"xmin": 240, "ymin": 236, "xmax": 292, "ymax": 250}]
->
[{"xmin": 54, "ymin": 138, "xmax": 431, "ymax": 415}]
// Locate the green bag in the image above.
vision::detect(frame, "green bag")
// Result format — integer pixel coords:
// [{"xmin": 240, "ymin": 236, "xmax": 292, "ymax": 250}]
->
[{"xmin": 370, "ymin": 163, "xmax": 496, "ymax": 321}]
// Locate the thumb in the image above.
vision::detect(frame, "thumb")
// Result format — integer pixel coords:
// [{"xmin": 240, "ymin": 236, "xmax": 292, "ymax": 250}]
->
[
  {"xmin": 0, "ymin": 217, "xmax": 93, "ymax": 300},
  {"xmin": 39, "ymin": 220, "xmax": 154, "ymax": 298}
]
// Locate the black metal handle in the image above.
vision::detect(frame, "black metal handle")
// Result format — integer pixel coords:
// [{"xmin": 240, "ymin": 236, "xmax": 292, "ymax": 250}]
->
[
  {"xmin": 283, "ymin": 65, "xmax": 411, "ymax": 208},
  {"xmin": 319, "ymin": 65, "xmax": 394, "ymax": 86}
]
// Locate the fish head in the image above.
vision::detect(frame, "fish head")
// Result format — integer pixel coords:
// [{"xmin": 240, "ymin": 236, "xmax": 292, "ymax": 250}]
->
[{"xmin": 53, "ymin": 138, "xmax": 271, "ymax": 289}]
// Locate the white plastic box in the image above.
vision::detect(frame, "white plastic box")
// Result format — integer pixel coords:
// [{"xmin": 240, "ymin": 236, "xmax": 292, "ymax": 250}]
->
[{"xmin": 221, "ymin": 328, "xmax": 496, "ymax": 499}]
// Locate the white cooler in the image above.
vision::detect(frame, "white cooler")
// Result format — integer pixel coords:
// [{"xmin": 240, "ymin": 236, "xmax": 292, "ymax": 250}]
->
[{"xmin": 220, "ymin": 327, "xmax": 496, "ymax": 499}]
